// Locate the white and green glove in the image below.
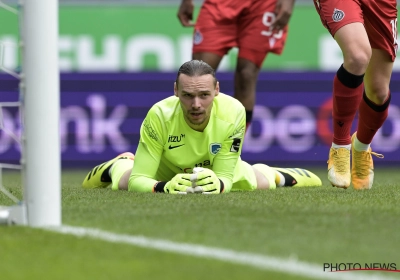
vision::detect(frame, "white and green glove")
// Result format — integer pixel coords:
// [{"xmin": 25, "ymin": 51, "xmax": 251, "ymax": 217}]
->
[
  {"xmin": 191, "ymin": 167, "xmax": 224, "ymax": 194},
  {"xmin": 154, "ymin": 173, "xmax": 194, "ymax": 194}
]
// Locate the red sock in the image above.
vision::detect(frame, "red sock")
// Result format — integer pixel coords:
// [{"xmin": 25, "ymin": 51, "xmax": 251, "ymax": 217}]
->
[
  {"xmin": 356, "ymin": 91, "xmax": 390, "ymax": 144},
  {"xmin": 332, "ymin": 75, "xmax": 363, "ymax": 145}
]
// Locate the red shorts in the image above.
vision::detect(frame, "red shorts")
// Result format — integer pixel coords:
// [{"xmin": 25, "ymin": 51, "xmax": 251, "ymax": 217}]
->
[
  {"xmin": 314, "ymin": 0, "xmax": 398, "ymax": 61},
  {"xmin": 192, "ymin": 0, "xmax": 288, "ymax": 67}
]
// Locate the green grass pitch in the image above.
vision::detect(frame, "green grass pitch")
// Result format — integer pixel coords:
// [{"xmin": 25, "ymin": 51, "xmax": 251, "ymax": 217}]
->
[{"xmin": 1, "ymin": 167, "xmax": 400, "ymax": 280}]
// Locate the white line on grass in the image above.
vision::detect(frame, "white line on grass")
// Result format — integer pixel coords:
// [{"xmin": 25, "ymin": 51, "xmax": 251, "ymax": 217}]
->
[{"xmin": 47, "ymin": 225, "xmax": 396, "ymax": 280}]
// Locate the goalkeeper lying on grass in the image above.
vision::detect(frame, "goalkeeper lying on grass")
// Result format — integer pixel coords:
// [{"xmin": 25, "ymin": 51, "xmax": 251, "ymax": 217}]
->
[{"xmin": 82, "ymin": 60, "xmax": 322, "ymax": 194}]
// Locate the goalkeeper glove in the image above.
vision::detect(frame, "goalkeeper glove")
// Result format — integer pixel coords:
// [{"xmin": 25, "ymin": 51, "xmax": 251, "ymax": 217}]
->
[
  {"xmin": 191, "ymin": 168, "xmax": 224, "ymax": 194},
  {"xmin": 154, "ymin": 173, "xmax": 194, "ymax": 194}
]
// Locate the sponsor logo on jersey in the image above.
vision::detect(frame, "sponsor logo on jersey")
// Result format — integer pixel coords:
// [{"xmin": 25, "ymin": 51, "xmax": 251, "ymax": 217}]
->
[
  {"xmin": 230, "ymin": 138, "xmax": 241, "ymax": 153},
  {"xmin": 193, "ymin": 29, "xmax": 203, "ymax": 45},
  {"xmin": 143, "ymin": 119, "xmax": 158, "ymax": 141},
  {"xmin": 168, "ymin": 134, "xmax": 185, "ymax": 143},
  {"xmin": 332, "ymin": 8, "xmax": 345, "ymax": 22},
  {"xmin": 182, "ymin": 160, "xmax": 211, "ymax": 173},
  {"xmin": 210, "ymin": 143, "xmax": 222, "ymax": 155},
  {"xmin": 168, "ymin": 144, "xmax": 185, "ymax": 150}
]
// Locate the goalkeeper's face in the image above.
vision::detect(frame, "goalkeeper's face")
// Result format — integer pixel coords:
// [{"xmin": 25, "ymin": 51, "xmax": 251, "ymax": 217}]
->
[{"xmin": 174, "ymin": 74, "xmax": 219, "ymax": 132}]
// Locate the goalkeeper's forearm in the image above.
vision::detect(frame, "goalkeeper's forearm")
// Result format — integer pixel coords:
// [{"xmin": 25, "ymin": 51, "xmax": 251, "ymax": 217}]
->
[
  {"xmin": 128, "ymin": 175, "xmax": 157, "ymax": 192},
  {"xmin": 129, "ymin": 174, "xmax": 193, "ymax": 194},
  {"xmin": 128, "ymin": 174, "xmax": 233, "ymax": 193},
  {"xmin": 219, "ymin": 177, "xmax": 232, "ymax": 193}
]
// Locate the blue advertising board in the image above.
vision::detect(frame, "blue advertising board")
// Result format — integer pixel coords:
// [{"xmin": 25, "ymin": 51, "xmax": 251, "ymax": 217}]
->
[{"xmin": 1, "ymin": 72, "xmax": 399, "ymax": 167}]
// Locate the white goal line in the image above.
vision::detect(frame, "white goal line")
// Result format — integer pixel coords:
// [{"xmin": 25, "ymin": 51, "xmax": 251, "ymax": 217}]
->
[{"xmin": 46, "ymin": 225, "xmax": 396, "ymax": 280}]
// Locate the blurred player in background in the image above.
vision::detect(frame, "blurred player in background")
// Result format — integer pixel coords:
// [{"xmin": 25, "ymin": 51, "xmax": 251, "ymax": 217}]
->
[
  {"xmin": 177, "ymin": 0, "xmax": 296, "ymax": 131},
  {"xmin": 82, "ymin": 60, "xmax": 321, "ymax": 194},
  {"xmin": 314, "ymin": 0, "xmax": 397, "ymax": 190}
]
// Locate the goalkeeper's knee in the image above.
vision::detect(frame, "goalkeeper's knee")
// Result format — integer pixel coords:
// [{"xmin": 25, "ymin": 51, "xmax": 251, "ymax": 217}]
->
[
  {"xmin": 110, "ymin": 158, "xmax": 134, "ymax": 190},
  {"xmin": 252, "ymin": 164, "xmax": 276, "ymax": 190}
]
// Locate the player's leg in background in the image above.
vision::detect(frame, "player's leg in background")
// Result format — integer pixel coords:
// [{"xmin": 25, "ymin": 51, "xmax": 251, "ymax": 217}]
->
[
  {"xmin": 315, "ymin": 0, "xmax": 371, "ymax": 188},
  {"xmin": 235, "ymin": 0, "xmax": 289, "ymax": 131},
  {"xmin": 356, "ymin": 49, "xmax": 393, "ymax": 150},
  {"xmin": 234, "ymin": 58, "xmax": 260, "ymax": 131},
  {"xmin": 351, "ymin": 49, "xmax": 392, "ymax": 190},
  {"xmin": 193, "ymin": 51, "xmax": 260, "ymax": 132},
  {"xmin": 351, "ymin": 2, "xmax": 396, "ymax": 189},
  {"xmin": 191, "ymin": 0, "xmax": 262, "ymax": 130},
  {"xmin": 192, "ymin": 52, "xmax": 223, "ymax": 71},
  {"xmin": 191, "ymin": 0, "xmax": 237, "ymax": 71},
  {"xmin": 325, "ymin": 22, "xmax": 370, "ymax": 189}
]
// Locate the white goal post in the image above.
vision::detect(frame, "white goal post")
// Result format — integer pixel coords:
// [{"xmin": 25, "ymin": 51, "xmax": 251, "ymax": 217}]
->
[
  {"xmin": 0, "ymin": 0, "xmax": 61, "ymax": 226},
  {"xmin": 22, "ymin": 0, "xmax": 61, "ymax": 226}
]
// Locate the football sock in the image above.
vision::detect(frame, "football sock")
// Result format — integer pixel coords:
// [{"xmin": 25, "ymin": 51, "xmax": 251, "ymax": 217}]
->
[
  {"xmin": 352, "ymin": 135, "xmax": 370, "ymax": 152},
  {"xmin": 356, "ymin": 91, "xmax": 390, "ymax": 144},
  {"xmin": 99, "ymin": 165, "xmax": 112, "ymax": 183},
  {"xmin": 331, "ymin": 143, "xmax": 351, "ymax": 150},
  {"xmin": 253, "ymin": 164, "xmax": 276, "ymax": 189},
  {"xmin": 332, "ymin": 64, "xmax": 364, "ymax": 145},
  {"xmin": 245, "ymin": 110, "xmax": 253, "ymax": 132},
  {"xmin": 109, "ymin": 158, "xmax": 134, "ymax": 191},
  {"xmin": 275, "ymin": 171, "xmax": 285, "ymax": 187},
  {"xmin": 275, "ymin": 171, "xmax": 298, "ymax": 187}
]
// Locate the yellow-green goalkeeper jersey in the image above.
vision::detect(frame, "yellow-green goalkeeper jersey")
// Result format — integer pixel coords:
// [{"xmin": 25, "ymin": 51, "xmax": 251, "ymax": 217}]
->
[{"xmin": 129, "ymin": 92, "xmax": 246, "ymax": 193}]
